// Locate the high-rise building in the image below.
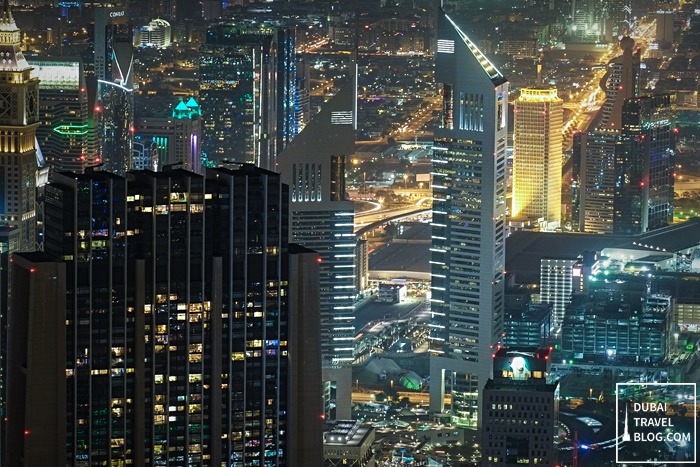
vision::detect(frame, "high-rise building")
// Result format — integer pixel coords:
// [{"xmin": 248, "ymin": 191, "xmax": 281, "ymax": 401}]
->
[
  {"xmin": 199, "ymin": 23, "xmax": 296, "ymax": 170},
  {"xmin": 7, "ymin": 163, "xmax": 309, "ymax": 465},
  {"xmin": 512, "ymin": 88, "xmax": 563, "ymax": 229},
  {"xmin": 573, "ymin": 37, "xmax": 640, "ymax": 233},
  {"xmin": 614, "ymin": 94, "xmax": 675, "ymax": 234},
  {"xmin": 30, "ymin": 57, "xmax": 91, "ymax": 173},
  {"xmin": 5, "ymin": 252, "xmax": 67, "ymax": 467},
  {"xmin": 139, "ymin": 18, "xmax": 172, "ymax": 48},
  {"xmin": 135, "ymin": 97, "xmax": 202, "ymax": 172},
  {"xmin": 429, "ymin": 7, "xmax": 508, "ymax": 427},
  {"xmin": 94, "ymin": 6, "xmax": 134, "ymax": 174},
  {"xmin": 481, "ymin": 347, "xmax": 558, "ymax": 466},
  {"xmin": 279, "ymin": 81, "xmax": 356, "ymax": 419},
  {"xmin": 0, "ymin": 1, "xmax": 39, "ymax": 251}
]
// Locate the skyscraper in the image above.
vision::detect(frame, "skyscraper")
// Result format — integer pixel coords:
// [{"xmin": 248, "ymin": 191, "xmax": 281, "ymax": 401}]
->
[
  {"xmin": 8, "ymin": 164, "xmax": 303, "ymax": 465},
  {"xmin": 199, "ymin": 23, "xmax": 296, "ymax": 170},
  {"xmin": 512, "ymin": 88, "xmax": 563, "ymax": 229},
  {"xmin": 30, "ymin": 57, "xmax": 91, "ymax": 173},
  {"xmin": 573, "ymin": 37, "xmax": 640, "ymax": 233},
  {"xmin": 0, "ymin": 0, "xmax": 39, "ymax": 251},
  {"xmin": 94, "ymin": 6, "xmax": 134, "ymax": 174},
  {"xmin": 614, "ymin": 94, "xmax": 675, "ymax": 234},
  {"xmin": 279, "ymin": 81, "xmax": 357, "ymax": 419},
  {"xmin": 429, "ymin": 7, "xmax": 508, "ymax": 427},
  {"xmin": 135, "ymin": 97, "xmax": 202, "ymax": 172}
]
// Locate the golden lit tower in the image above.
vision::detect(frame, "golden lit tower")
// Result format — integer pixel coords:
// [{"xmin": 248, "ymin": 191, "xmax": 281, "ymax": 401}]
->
[
  {"xmin": 0, "ymin": 0, "xmax": 39, "ymax": 251},
  {"xmin": 512, "ymin": 88, "xmax": 563, "ymax": 229}
]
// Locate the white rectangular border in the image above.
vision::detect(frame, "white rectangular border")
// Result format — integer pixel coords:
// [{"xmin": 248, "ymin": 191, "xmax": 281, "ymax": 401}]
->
[{"xmin": 615, "ymin": 382, "xmax": 697, "ymax": 464}]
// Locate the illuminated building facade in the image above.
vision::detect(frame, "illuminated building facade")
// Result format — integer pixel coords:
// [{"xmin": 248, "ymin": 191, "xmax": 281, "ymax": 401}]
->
[
  {"xmin": 614, "ymin": 94, "xmax": 675, "ymax": 234},
  {"xmin": 279, "ymin": 81, "xmax": 356, "ymax": 419},
  {"xmin": 0, "ymin": 1, "xmax": 38, "ymax": 251},
  {"xmin": 135, "ymin": 97, "xmax": 202, "ymax": 172},
  {"xmin": 94, "ymin": 6, "xmax": 134, "ymax": 174},
  {"xmin": 139, "ymin": 18, "xmax": 172, "ymax": 48},
  {"xmin": 429, "ymin": 7, "xmax": 508, "ymax": 427},
  {"xmin": 199, "ymin": 23, "xmax": 296, "ymax": 169},
  {"xmin": 30, "ymin": 57, "xmax": 91, "ymax": 173},
  {"xmin": 481, "ymin": 347, "xmax": 558, "ymax": 466},
  {"xmin": 16, "ymin": 164, "xmax": 295, "ymax": 465},
  {"xmin": 512, "ymin": 88, "xmax": 562, "ymax": 229}
]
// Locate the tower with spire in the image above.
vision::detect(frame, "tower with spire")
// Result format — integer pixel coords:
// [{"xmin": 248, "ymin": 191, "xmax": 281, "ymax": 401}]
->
[{"xmin": 0, "ymin": 0, "xmax": 39, "ymax": 251}]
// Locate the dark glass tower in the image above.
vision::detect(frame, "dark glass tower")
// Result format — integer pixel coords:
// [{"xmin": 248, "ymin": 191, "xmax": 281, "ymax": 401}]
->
[
  {"xmin": 614, "ymin": 94, "xmax": 675, "ymax": 234},
  {"xmin": 12, "ymin": 164, "xmax": 294, "ymax": 466},
  {"xmin": 199, "ymin": 23, "xmax": 296, "ymax": 170},
  {"xmin": 94, "ymin": 7, "xmax": 134, "ymax": 174}
]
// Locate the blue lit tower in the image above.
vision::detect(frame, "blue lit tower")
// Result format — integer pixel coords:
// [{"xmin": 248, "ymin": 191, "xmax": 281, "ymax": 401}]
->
[
  {"xmin": 279, "ymin": 79, "xmax": 357, "ymax": 419},
  {"xmin": 94, "ymin": 6, "xmax": 134, "ymax": 174},
  {"xmin": 429, "ymin": 7, "xmax": 508, "ymax": 427},
  {"xmin": 199, "ymin": 22, "xmax": 296, "ymax": 170}
]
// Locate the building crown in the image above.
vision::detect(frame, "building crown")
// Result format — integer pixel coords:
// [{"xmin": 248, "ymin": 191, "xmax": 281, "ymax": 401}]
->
[{"xmin": 0, "ymin": 0, "xmax": 30, "ymax": 71}]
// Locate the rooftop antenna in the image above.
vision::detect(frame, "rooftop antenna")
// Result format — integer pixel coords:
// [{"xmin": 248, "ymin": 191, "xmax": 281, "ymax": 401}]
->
[{"xmin": 537, "ymin": 54, "xmax": 543, "ymax": 86}]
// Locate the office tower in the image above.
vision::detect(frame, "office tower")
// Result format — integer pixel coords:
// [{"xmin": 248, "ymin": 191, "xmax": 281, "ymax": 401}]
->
[
  {"xmin": 512, "ymin": 88, "xmax": 563, "ymax": 230},
  {"xmin": 0, "ymin": 1, "xmax": 39, "ymax": 251},
  {"xmin": 595, "ymin": 37, "xmax": 640, "ymax": 131},
  {"xmin": 562, "ymin": 276, "xmax": 672, "ymax": 362},
  {"xmin": 570, "ymin": 0, "xmax": 604, "ymax": 42},
  {"xmin": 288, "ymin": 244, "xmax": 323, "ymax": 467},
  {"xmin": 139, "ymin": 19, "xmax": 172, "ymax": 48},
  {"xmin": 135, "ymin": 97, "xmax": 202, "ymax": 172},
  {"xmin": 540, "ymin": 257, "xmax": 577, "ymax": 327},
  {"xmin": 606, "ymin": 0, "xmax": 631, "ymax": 37},
  {"xmin": 0, "ymin": 226, "xmax": 19, "ymax": 461},
  {"xmin": 199, "ymin": 23, "xmax": 296, "ymax": 169},
  {"xmin": 573, "ymin": 37, "xmax": 639, "ymax": 233},
  {"xmin": 279, "ymin": 79, "xmax": 356, "ymax": 419},
  {"xmin": 13, "ymin": 163, "xmax": 296, "ymax": 465},
  {"xmin": 30, "ymin": 57, "xmax": 91, "ymax": 173},
  {"xmin": 655, "ymin": 11, "xmax": 674, "ymax": 44},
  {"xmin": 614, "ymin": 94, "xmax": 675, "ymax": 234},
  {"xmin": 481, "ymin": 347, "xmax": 558, "ymax": 466},
  {"xmin": 94, "ymin": 6, "xmax": 134, "ymax": 174},
  {"xmin": 5, "ymin": 253, "xmax": 67, "ymax": 467},
  {"xmin": 429, "ymin": 7, "xmax": 508, "ymax": 427}
]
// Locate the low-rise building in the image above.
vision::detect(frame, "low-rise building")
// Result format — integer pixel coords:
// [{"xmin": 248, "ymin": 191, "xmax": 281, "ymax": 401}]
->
[{"xmin": 323, "ymin": 420, "xmax": 375, "ymax": 467}]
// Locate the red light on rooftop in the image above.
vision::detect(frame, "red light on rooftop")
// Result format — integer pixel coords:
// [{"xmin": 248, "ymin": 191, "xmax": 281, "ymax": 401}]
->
[
  {"xmin": 24, "ymin": 430, "xmax": 29, "ymax": 435},
  {"xmin": 317, "ymin": 258, "xmax": 322, "ymax": 263},
  {"xmin": 95, "ymin": 157, "xmax": 102, "ymax": 163},
  {"xmin": 545, "ymin": 355, "xmax": 549, "ymax": 360},
  {"xmin": 29, "ymin": 268, "xmax": 36, "ymax": 273},
  {"xmin": 492, "ymin": 354, "xmax": 496, "ymax": 358},
  {"xmin": 640, "ymin": 182, "xmax": 645, "ymax": 186},
  {"xmin": 673, "ymin": 128, "xmax": 679, "ymax": 134},
  {"xmin": 95, "ymin": 106, "xmax": 102, "ymax": 112},
  {"xmin": 320, "ymin": 414, "xmax": 326, "ymax": 420}
]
